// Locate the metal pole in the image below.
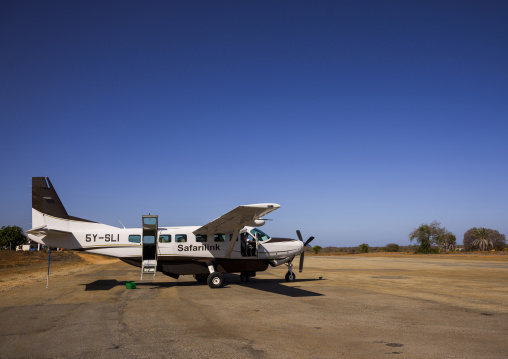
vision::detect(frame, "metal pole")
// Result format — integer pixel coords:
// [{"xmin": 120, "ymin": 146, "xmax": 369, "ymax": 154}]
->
[{"xmin": 46, "ymin": 247, "xmax": 51, "ymax": 288}]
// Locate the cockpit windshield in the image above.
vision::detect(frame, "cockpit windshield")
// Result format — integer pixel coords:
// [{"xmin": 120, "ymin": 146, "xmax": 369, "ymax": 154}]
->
[{"xmin": 250, "ymin": 228, "xmax": 270, "ymax": 242}]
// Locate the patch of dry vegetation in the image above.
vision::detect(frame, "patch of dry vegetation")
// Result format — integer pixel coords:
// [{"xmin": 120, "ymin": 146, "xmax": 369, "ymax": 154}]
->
[
  {"xmin": 0, "ymin": 250, "xmax": 82, "ymax": 270},
  {"xmin": 303, "ymin": 246, "xmax": 508, "ymax": 261},
  {"xmin": 0, "ymin": 250, "xmax": 118, "ymax": 291}
]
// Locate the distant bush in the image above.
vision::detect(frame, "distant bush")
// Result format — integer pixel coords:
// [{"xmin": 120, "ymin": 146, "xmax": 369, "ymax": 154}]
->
[
  {"xmin": 359, "ymin": 243, "xmax": 369, "ymax": 253},
  {"xmin": 320, "ymin": 246, "xmax": 341, "ymax": 253},
  {"xmin": 312, "ymin": 245, "xmax": 322, "ymax": 254},
  {"xmin": 385, "ymin": 243, "xmax": 399, "ymax": 252},
  {"xmin": 415, "ymin": 246, "xmax": 439, "ymax": 254}
]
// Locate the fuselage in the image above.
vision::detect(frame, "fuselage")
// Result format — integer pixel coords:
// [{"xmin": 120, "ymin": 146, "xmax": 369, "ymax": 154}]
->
[{"xmin": 28, "ymin": 210, "xmax": 303, "ymax": 261}]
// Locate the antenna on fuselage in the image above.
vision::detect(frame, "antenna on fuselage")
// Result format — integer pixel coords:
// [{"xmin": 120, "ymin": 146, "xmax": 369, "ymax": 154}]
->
[{"xmin": 119, "ymin": 220, "xmax": 126, "ymax": 229}]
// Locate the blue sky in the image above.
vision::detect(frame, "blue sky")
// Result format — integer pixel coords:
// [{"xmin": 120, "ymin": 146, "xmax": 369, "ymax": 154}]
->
[{"xmin": 1, "ymin": 1, "xmax": 507, "ymax": 247}]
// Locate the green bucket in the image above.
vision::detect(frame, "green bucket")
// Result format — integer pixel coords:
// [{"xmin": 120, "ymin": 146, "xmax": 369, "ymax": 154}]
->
[{"xmin": 125, "ymin": 281, "xmax": 137, "ymax": 289}]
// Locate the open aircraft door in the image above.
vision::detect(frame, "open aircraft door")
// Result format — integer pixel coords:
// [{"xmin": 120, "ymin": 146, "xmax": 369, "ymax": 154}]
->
[{"xmin": 141, "ymin": 215, "xmax": 158, "ymax": 280}]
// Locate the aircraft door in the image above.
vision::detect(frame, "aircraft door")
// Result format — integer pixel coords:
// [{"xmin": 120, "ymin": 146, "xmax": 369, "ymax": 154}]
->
[
  {"xmin": 241, "ymin": 232, "xmax": 257, "ymax": 257},
  {"xmin": 141, "ymin": 215, "xmax": 158, "ymax": 280}
]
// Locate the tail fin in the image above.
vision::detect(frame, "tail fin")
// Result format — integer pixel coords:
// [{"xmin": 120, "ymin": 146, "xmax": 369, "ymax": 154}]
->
[
  {"xmin": 32, "ymin": 177, "xmax": 69, "ymax": 219},
  {"xmin": 32, "ymin": 177, "xmax": 94, "ymax": 223}
]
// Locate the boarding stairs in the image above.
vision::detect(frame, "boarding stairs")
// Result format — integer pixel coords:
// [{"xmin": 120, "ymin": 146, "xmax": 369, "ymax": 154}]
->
[{"xmin": 141, "ymin": 215, "xmax": 158, "ymax": 280}]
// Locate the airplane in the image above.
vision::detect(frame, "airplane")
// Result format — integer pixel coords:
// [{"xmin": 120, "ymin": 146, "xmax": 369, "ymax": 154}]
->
[{"xmin": 26, "ymin": 177, "xmax": 315, "ymax": 288}]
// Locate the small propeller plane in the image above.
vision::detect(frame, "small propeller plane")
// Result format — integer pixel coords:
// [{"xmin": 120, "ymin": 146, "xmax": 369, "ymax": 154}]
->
[{"xmin": 26, "ymin": 177, "xmax": 315, "ymax": 288}]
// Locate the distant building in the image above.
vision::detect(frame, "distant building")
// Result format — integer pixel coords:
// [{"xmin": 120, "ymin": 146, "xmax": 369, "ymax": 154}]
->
[{"xmin": 16, "ymin": 241, "xmax": 41, "ymax": 251}]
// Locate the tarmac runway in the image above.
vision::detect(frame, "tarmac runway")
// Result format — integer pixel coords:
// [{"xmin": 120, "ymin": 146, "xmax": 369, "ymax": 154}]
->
[{"xmin": 0, "ymin": 255, "xmax": 507, "ymax": 358}]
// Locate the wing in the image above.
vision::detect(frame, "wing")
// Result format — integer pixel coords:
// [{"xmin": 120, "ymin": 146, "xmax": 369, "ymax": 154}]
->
[{"xmin": 193, "ymin": 203, "xmax": 280, "ymax": 235}]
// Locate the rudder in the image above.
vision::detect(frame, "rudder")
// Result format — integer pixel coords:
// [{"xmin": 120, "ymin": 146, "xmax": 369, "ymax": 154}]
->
[
  {"xmin": 32, "ymin": 177, "xmax": 69, "ymax": 219},
  {"xmin": 31, "ymin": 177, "xmax": 95, "ymax": 223}
]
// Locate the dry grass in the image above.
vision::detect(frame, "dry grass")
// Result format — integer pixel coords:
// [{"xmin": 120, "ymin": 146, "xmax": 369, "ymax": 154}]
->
[
  {"xmin": 0, "ymin": 250, "xmax": 118, "ymax": 291},
  {"xmin": 305, "ymin": 250, "xmax": 508, "ymax": 261},
  {"xmin": 0, "ymin": 250, "xmax": 82, "ymax": 270}
]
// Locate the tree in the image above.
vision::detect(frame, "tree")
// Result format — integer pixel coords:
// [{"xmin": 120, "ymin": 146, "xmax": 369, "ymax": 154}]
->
[
  {"xmin": 409, "ymin": 221, "xmax": 450, "ymax": 254},
  {"xmin": 0, "ymin": 226, "xmax": 27, "ymax": 249},
  {"xmin": 359, "ymin": 243, "xmax": 369, "ymax": 253},
  {"xmin": 463, "ymin": 227, "xmax": 506, "ymax": 251},
  {"xmin": 436, "ymin": 232, "xmax": 457, "ymax": 252},
  {"xmin": 312, "ymin": 245, "xmax": 322, "ymax": 254},
  {"xmin": 493, "ymin": 234, "xmax": 507, "ymax": 251}
]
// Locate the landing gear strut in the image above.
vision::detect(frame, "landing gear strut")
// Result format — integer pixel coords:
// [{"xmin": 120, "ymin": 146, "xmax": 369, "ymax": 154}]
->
[{"xmin": 285, "ymin": 261, "xmax": 296, "ymax": 282}]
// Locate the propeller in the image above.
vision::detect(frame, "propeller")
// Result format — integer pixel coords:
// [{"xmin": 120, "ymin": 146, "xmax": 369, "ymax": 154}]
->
[{"xmin": 297, "ymin": 230, "xmax": 315, "ymax": 273}]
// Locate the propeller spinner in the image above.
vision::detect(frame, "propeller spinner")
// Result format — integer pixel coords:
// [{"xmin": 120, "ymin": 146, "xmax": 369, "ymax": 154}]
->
[{"xmin": 296, "ymin": 230, "xmax": 315, "ymax": 273}]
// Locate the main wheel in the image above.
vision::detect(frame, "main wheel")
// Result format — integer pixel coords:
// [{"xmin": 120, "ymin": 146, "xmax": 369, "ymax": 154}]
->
[
  {"xmin": 194, "ymin": 273, "xmax": 208, "ymax": 283},
  {"xmin": 285, "ymin": 271, "xmax": 296, "ymax": 282},
  {"xmin": 207, "ymin": 272, "xmax": 224, "ymax": 288}
]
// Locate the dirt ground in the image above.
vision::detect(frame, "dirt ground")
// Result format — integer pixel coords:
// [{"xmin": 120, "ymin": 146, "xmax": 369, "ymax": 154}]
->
[
  {"xmin": 0, "ymin": 253, "xmax": 507, "ymax": 358},
  {"xmin": 1, "ymin": 250, "xmax": 506, "ymax": 292}
]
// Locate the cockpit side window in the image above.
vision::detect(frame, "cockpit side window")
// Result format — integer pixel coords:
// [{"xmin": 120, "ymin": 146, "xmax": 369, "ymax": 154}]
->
[{"xmin": 250, "ymin": 228, "xmax": 270, "ymax": 241}]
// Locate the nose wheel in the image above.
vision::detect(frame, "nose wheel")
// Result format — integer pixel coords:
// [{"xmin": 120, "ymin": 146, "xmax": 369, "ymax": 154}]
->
[
  {"xmin": 285, "ymin": 271, "xmax": 296, "ymax": 282},
  {"xmin": 285, "ymin": 262, "xmax": 296, "ymax": 282}
]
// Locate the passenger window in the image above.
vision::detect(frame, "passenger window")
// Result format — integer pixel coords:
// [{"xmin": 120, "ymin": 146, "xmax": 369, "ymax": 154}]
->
[
  {"xmin": 129, "ymin": 235, "xmax": 141, "ymax": 243},
  {"xmin": 214, "ymin": 234, "xmax": 226, "ymax": 242},
  {"xmin": 159, "ymin": 235, "xmax": 171, "ymax": 243},
  {"xmin": 175, "ymin": 234, "xmax": 187, "ymax": 243},
  {"xmin": 196, "ymin": 234, "xmax": 207, "ymax": 242}
]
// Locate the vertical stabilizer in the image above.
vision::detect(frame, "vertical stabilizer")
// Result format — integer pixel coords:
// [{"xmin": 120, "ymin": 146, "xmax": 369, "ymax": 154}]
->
[
  {"xmin": 31, "ymin": 177, "xmax": 95, "ymax": 229},
  {"xmin": 32, "ymin": 177, "xmax": 69, "ymax": 219}
]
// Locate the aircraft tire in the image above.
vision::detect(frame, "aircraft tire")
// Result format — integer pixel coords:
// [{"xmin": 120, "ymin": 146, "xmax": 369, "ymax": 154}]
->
[
  {"xmin": 207, "ymin": 272, "xmax": 224, "ymax": 288},
  {"xmin": 285, "ymin": 271, "xmax": 296, "ymax": 282},
  {"xmin": 194, "ymin": 273, "xmax": 208, "ymax": 283}
]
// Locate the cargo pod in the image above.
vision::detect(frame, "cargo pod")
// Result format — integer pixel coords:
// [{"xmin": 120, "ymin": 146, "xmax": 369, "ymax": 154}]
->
[{"xmin": 141, "ymin": 215, "xmax": 158, "ymax": 280}]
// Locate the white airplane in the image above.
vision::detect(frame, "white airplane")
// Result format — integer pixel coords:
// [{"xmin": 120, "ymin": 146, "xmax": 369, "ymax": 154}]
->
[{"xmin": 26, "ymin": 177, "xmax": 315, "ymax": 288}]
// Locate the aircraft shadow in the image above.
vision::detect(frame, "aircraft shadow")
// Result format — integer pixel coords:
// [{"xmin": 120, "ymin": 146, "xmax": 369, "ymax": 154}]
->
[
  {"xmin": 226, "ymin": 274, "xmax": 325, "ymax": 297},
  {"xmin": 83, "ymin": 275, "xmax": 325, "ymax": 297},
  {"xmin": 83, "ymin": 279, "xmax": 175, "ymax": 291}
]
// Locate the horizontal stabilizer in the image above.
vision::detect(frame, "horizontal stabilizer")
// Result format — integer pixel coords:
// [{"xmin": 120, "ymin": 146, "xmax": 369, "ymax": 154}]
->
[{"xmin": 26, "ymin": 226, "xmax": 72, "ymax": 236}]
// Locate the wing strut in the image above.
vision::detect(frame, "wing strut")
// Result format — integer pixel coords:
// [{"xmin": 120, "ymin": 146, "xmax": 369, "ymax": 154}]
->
[{"xmin": 225, "ymin": 229, "xmax": 240, "ymax": 258}]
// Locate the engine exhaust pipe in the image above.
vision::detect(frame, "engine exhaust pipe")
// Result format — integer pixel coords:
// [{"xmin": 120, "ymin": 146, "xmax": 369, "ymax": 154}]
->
[{"xmin": 269, "ymin": 256, "xmax": 294, "ymax": 267}]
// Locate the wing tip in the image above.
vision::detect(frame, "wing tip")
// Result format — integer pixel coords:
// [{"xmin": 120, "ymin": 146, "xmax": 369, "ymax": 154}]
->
[{"xmin": 242, "ymin": 203, "xmax": 281, "ymax": 209}]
